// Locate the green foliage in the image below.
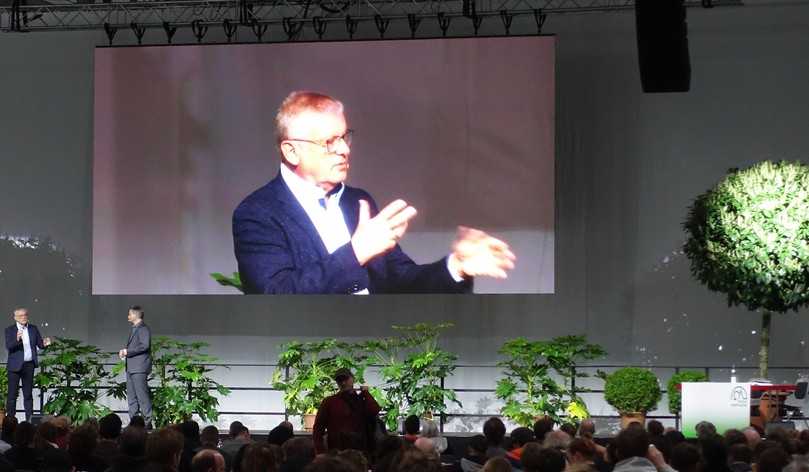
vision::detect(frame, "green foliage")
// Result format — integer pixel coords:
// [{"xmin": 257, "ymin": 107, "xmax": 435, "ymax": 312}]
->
[
  {"xmin": 495, "ymin": 335, "xmax": 607, "ymax": 426},
  {"xmin": 210, "ymin": 273, "xmax": 244, "ymax": 293},
  {"xmin": 0, "ymin": 366, "xmax": 7, "ymax": 408},
  {"xmin": 666, "ymin": 371, "xmax": 708, "ymax": 415},
  {"xmin": 365, "ymin": 323, "xmax": 461, "ymax": 431},
  {"xmin": 272, "ymin": 339, "xmax": 372, "ymax": 420},
  {"xmin": 110, "ymin": 337, "xmax": 230, "ymax": 426},
  {"xmin": 684, "ymin": 160, "xmax": 809, "ymax": 313},
  {"xmin": 35, "ymin": 338, "xmax": 113, "ymax": 423},
  {"xmin": 603, "ymin": 367, "xmax": 661, "ymax": 414}
]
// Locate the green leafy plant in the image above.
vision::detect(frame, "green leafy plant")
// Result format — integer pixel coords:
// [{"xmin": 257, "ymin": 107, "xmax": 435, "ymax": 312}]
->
[
  {"xmin": 684, "ymin": 160, "xmax": 809, "ymax": 378},
  {"xmin": 495, "ymin": 335, "xmax": 607, "ymax": 426},
  {"xmin": 0, "ymin": 366, "xmax": 7, "ymax": 410},
  {"xmin": 211, "ymin": 272, "xmax": 244, "ymax": 293},
  {"xmin": 667, "ymin": 371, "xmax": 709, "ymax": 415},
  {"xmin": 367, "ymin": 323, "xmax": 461, "ymax": 431},
  {"xmin": 272, "ymin": 339, "xmax": 371, "ymax": 420},
  {"xmin": 34, "ymin": 338, "xmax": 113, "ymax": 423},
  {"xmin": 603, "ymin": 367, "xmax": 661, "ymax": 414},
  {"xmin": 110, "ymin": 337, "xmax": 230, "ymax": 426}
]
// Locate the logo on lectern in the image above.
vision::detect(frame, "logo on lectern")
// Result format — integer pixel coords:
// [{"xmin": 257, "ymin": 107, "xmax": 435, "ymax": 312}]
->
[{"xmin": 730, "ymin": 386, "xmax": 748, "ymax": 406}]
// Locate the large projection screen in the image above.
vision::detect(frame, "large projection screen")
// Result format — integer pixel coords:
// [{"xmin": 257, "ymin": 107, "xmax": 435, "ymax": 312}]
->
[{"xmin": 92, "ymin": 36, "xmax": 555, "ymax": 294}]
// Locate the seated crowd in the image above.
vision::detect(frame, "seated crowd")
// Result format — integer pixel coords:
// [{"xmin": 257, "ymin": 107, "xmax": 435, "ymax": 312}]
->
[{"xmin": 0, "ymin": 414, "xmax": 808, "ymax": 472}]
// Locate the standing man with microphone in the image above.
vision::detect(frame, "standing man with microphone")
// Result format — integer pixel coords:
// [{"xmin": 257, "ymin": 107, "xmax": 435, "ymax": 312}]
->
[
  {"xmin": 119, "ymin": 305, "xmax": 152, "ymax": 427},
  {"xmin": 5, "ymin": 307, "xmax": 51, "ymax": 421}
]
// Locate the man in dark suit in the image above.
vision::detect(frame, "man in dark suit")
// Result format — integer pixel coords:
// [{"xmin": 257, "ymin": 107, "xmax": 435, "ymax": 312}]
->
[
  {"xmin": 233, "ymin": 91, "xmax": 516, "ymax": 294},
  {"xmin": 5, "ymin": 307, "xmax": 51, "ymax": 420},
  {"xmin": 118, "ymin": 305, "xmax": 152, "ymax": 426}
]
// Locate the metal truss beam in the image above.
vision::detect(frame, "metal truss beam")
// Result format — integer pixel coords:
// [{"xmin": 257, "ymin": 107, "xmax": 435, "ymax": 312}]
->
[{"xmin": 0, "ymin": 0, "xmax": 742, "ymax": 36}]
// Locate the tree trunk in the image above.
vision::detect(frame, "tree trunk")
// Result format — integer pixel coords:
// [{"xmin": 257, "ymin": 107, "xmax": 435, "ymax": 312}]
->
[{"xmin": 759, "ymin": 311, "xmax": 771, "ymax": 379}]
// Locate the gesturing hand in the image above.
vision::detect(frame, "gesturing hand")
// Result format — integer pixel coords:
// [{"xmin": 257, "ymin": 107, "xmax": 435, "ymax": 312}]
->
[
  {"xmin": 448, "ymin": 226, "xmax": 516, "ymax": 279},
  {"xmin": 351, "ymin": 199, "xmax": 417, "ymax": 266},
  {"xmin": 43, "ymin": 337, "xmax": 52, "ymax": 347}
]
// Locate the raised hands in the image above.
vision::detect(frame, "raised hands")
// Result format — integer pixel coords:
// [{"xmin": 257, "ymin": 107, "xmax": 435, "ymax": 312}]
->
[
  {"xmin": 448, "ymin": 226, "xmax": 516, "ymax": 279},
  {"xmin": 351, "ymin": 199, "xmax": 418, "ymax": 266}
]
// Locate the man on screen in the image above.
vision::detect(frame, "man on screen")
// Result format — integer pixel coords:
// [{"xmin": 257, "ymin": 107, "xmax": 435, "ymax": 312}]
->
[{"xmin": 232, "ymin": 91, "xmax": 516, "ymax": 294}]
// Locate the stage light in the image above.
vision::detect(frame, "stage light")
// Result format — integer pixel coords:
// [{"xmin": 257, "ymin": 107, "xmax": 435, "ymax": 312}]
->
[
  {"xmin": 407, "ymin": 13, "xmax": 420, "ymax": 38},
  {"xmin": 250, "ymin": 19, "xmax": 268, "ymax": 42},
  {"xmin": 282, "ymin": 17, "xmax": 301, "ymax": 40},
  {"xmin": 191, "ymin": 19, "xmax": 208, "ymax": 43},
  {"xmin": 130, "ymin": 21, "xmax": 146, "ymax": 45},
  {"xmin": 533, "ymin": 8, "xmax": 546, "ymax": 34},
  {"xmin": 163, "ymin": 21, "xmax": 177, "ymax": 44},
  {"xmin": 374, "ymin": 14, "xmax": 389, "ymax": 38},
  {"xmin": 104, "ymin": 22, "xmax": 118, "ymax": 46},
  {"xmin": 436, "ymin": 12, "xmax": 450, "ymax": 37},
  {"xmin": 312, "ymin": 16, "xmax": 327, "ymax": 39},
  {"xmin": 344, "ymin": 15, "xmax": 358, "ymax": 39},
  {"xmin": 222, "ymin": 19, "xmax": 237, "ymax": 42},
  {"xmin": 500, "ymin": 10, "xmax": 513, "ymax": 35}
]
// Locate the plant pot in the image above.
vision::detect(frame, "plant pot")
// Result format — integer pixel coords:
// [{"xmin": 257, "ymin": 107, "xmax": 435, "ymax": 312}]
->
[
  {"xmin": 303, "ymin": 413, "xmax": 317, "ymax": 432},
  {"xmin": 0, "ymin": 409, "xmax": 5, "ymax": 427},
  {"xmin": 620, "ymin": 412, "xmax": 645, "ymax": 429}
]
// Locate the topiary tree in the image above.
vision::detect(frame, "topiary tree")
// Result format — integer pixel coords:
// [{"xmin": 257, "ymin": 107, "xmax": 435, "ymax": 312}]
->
[
  {"xmin": 667, "ymin": 371, "xmax": 708, "ymax": 416},
  {"xmin": 684, "ymin": 160, "xmax": 809, "ymax": 379},
  {"xmin": 603, "ymin": 367, "xmax": 661, "ymax": 415}
]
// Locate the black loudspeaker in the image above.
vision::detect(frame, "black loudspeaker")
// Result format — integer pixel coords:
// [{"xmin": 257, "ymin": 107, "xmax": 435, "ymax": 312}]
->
[
  {"xmin": 635, "ymin": 0, "xmax": 691, "ymax": 93},
  {"xmin": 795, "ymin": 381, "xmax": 808, "ymax": 400}
]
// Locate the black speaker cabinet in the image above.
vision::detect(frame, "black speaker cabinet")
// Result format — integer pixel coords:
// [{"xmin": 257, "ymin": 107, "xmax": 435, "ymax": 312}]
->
[{"xmin": 635, "ymin": 0, "xmax": 691, "ymax": 93}]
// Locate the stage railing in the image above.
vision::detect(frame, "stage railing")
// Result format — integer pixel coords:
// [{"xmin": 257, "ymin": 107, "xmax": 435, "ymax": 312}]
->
[{"xmin": 25, "ymin": 363, "xmax": 809, "ymax": 432}]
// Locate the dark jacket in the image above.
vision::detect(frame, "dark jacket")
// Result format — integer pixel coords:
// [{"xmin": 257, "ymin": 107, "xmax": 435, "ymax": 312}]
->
[
  {"xmin": 232, "ymin": 173, "xmax": 472, "ymax": 294},
  {"xmin": 312, "ymin": 389, "xmax": 380, "ymax": 454},
  {"xmin": 5, "ymin": 324, "xmax": 45, "ymax": 371},
  {"xmin": 125, "ymin": 323, "xmax": 151, "ymax": 374}
]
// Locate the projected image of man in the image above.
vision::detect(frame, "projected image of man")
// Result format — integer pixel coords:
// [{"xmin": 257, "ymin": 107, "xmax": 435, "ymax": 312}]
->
[{"xmin": 232, "ymin": 91, "xmax": 516, "ymax": 294}]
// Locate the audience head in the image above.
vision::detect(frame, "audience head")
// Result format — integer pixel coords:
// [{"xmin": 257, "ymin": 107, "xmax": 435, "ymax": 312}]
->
[
  {"xmin": 200, "ymin": 425, "xmax": 220, "ymax": 448},
  {"xmin": 68, "ymin": 423, "xmax": 99, "ymax": 460},
  {"xmin": 99, "ymin": 413, "xmax": 123, "ymax": 440},
  {"xmin": 757, "ymin": 445, "xmax": 790, "ymax": 472},
  {"xmin": 130, "ymin": 416, "xmax": 147, "ymax": 429},
  {"xmin": 723, "ymin": 428, "xmax": 747, "ymax": 447},
  {"xmin": 467, "ymin": 434, "xmax": 488, "ymax": 458},
  {"xmin": 613, "ymin": 423, "xmax": 649, "ymax": 461},
  {"xmin": 267, "ymin": 422, "xmax": 294, "ymax": 446},
  {"xmin": 578, "ymin": 419, "xmax": 595, "ymax": 438},
  {"xmin": 302, "ymin": 455, "xmax": 354, "ymax": 472},
  {"xmin": 567, "ymin": 437, "xmax": 597, "ymax": 464},
  {"xmin": 42, "ymin": 447, "xmax": 74, "ymax": 472},
  {"xmin": 282, "ymin": 437, "xmax": 315, "ymax": 465},
  {"xmin": 509, "ymin": 427, "xmax": 535, "ymax": 448},
  {"xmin": 483, "ymin": 417, "xmax": 506, "ymax": 447},
  {"xmin": 120, "ymin": 426, "xmax": 148, "ymax": 457},
  {"xmin": 36, "ymin": 421, "xmax": 61, "ymax": 449},
  {"xmin": 560, "ymin": 423, "xmax": 578, "ymax": 439},
  {"xmin": 646, "ymin": 420, "xmax": 664, "ymax": 437},
  {"xmin": 336, "ymin": 449, "xmax": 368, "ymax": 472},
  {"xmin": 521, "ymin": 442, "xmax": 565, "ymax": 472},
  {"xmin": 727, "ymin": 443, "xmax": 753, "ymax": 466},
  {"xmin": 694, "ymin": 420, "xmax": 717, "ymax": 439},
  {"xmin": 414, "ymin": 437, "xmax": 438, "ymax": 458},
  {"xmin": 785, "ymin": 458, "xmax": 809, "ymax": 472},
  {"xmin": 333, "ymin": 368, "xmax": 355, "ymax": 391},
  {"xmin": 533, "ymin": 417, "xmax": 555, "ymax": 443},
  {"xmin": 403, "ymin": 415, "xmax": 420, "ymax": 436},
  {"xmin": 192, "ymin": 449, "xmax": 226, "ymax": 472},
  {"xmin": 181, "ymin": 420, "xmax": 201, "ymax": 443},
  {"xmin": 481, "ymin": 456, "xmax": 512, "ymax": 472},
  {"xmin": 421, "ymin": 418, "xmax": 440, "ymax": 438},
  {"xmin": 543, "ymin": 430, "xmax": 572, "ymax": 451},
  {"xmin": 229, "ymin": 421, "xmax": 247, "ymax": 439},
  {"xmin": 669, "ymin": 442, "xmax": 701, "ymax": 472},
  {"xmin": 373, "ymin": 435, "xmax": 403, "ymax": 466},
  {"xmin": 1, "ymin": 416, "xmax": 18, "ymax": 444},
  {"xmin": 240, "ymin": 443, "xmax": 277, "ymax": 472},
  {"xmin": 14, "ymin": 421, "xmax": 35, "ymax": 448},
  {"xmin": 663, "ymin": 429, "xmax": 686, "ymax": 448},
  {"xmin": 698, "ymin": 434, "xmax": 729, "ymax": 472},
  {"xmin": 147, "ymin": 427, "xmax": 185, "ymax": 471}
]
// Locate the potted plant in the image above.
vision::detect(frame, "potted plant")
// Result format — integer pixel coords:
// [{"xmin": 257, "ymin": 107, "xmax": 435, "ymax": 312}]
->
[
  {"xmin": 684, "ymin": 161, "xmax": 809, "ymax": 379},
  {"xmin": 110, "ymin": 337, "xmax": 230, "ymax": 427},
  {"xmin": 0, "ymin": 366, "xmax": 7, "ymax": 424},
  {"xmin": 367, "ymin": 323, "xmax": 461, "ymax": 431},
  {"xmin": 272, "ymin": 339, "xmax": 370, "ymax": 430},
  {"xmin": 496, "ymin": 335, "xmax": 606, "ymax": 426},
  {"xmin": 35, "ymin": 338, "xmax": 113, "ymax": 423},
  {"xmin": 604, "ymin": 367, "xmax": 661, "ymax": 428},
  {"xmin": 667, "ymin": 371, "xmax": 708, "ymax": 417}
]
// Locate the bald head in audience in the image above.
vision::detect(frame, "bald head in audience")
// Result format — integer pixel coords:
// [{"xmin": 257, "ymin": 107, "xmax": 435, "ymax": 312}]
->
[{"xmin": 192, "ymin": 449, "xmax": 225, "ymax": 472}]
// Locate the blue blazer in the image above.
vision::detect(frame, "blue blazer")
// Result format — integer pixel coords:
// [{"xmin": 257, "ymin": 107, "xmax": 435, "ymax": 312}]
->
[
  {"xmin": 232, "ymin": 173, "xmax": 472, "ymax": 294},
  {"xmin": 5, "ymin": 324, "xmax": 45, "ymax": 372}
]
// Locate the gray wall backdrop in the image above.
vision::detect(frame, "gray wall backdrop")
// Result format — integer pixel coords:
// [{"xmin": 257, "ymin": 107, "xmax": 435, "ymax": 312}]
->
[{"xmin": 2, "ymin": 1, "xmax": 809, "ymax": 431}]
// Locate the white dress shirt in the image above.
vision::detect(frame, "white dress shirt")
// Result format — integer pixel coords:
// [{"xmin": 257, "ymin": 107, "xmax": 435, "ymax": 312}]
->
[
  {"xmin": 17, "ymin": 322, "xmax": 32, "ymax": 361},
  {"xmin": 279, "ymin": 165, "xmax": 463, "ymax": 291}
]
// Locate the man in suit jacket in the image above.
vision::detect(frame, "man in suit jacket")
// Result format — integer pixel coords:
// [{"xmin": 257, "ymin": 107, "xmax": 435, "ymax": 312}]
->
[
  {"xmin": 233, "ymin": 91, "xmax": 516, "ymax": 294},
  {"xmin": 118, "ymin": 305, "xmax": 152, "ymax": 426},
  {"xmin": 5, "ymin": 307, "xmax": 51, "ymax": 420}
]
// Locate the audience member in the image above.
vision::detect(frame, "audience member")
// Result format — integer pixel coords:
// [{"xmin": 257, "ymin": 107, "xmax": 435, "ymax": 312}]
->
[
  {"xmin": 742, "ymin": 427, "xmax": 761, "ymax": 449},
  {"xmin": 481, "ymin": 456, "xmax": 511, "ymax": 472},
  {"xmin": 414, "ymin": 437, "xmax": 438, "ymax": 459},
  {"xmin": 542, "ymin": 430, "xmax": 571, "ymax": 452},
  {"xmin": 727, "ymin": 443, "xmax": 753, "ymax": 472},
  {"xmin": 267, "ymin": 422, "xmax": 294, "ymax": 447},
  {"xmin": 192, "ymin": 449, "xmax": 226, "ymax": 472},
  {"xmin": 0, "ymin": 417, "xmax": 16, "ymax": 453},
  {"xmin": 520, "ymin": 443, "xmax": 565, "ymax": 472},
  {"xmin": 146, "ymin": 427, "xmax": 185, "ymax": 472},
  {"xmin": 97, "ymin": 413, "xmax": 124, "ymax": 465},
  {"xmin": 335, "ymin": 449, "xmax": 368, "ymax": 472},
  {"xmin": 669, "ymin": 442, "xmax": 700, "ymax": 472},
  {"xmin": 280, "ymin": 437, "xmax": 315, "ymax": 472},
  {"xmin": 504, "ymin": 426, "xmax": 534, "ymax": 466},
  {"xmin": 483, "ymin": 417, "xmax": 508, "ymax": 459},
  {"xmin": 240, "ymin": 443, "xmax": 277, "ymax": 472},
  {"xmin": 69, "ymin": 422, "xmax": 108, "ymax": 472},
  {"xmin": 4, "ymin": 421, "xmax": 39, "ymax": 471},
  {"xmin": 460, "ymin": 435, "xmax": 488, "ymax": 472},
  {"xmin": 560, "ymin": 423, "xmax": 578, "ymax": 439},
  {"xmin": 221, "ymin": 422, "xmax": 251, "ymax": 466},
  {"xmin": 533, "ymin": 417, "xmax": 555, "ymax": 443},
  {"xmin": 611, "ymin": 424, "xmax": 674, "ymax": 472},
  {"xmin": 403, "ymin": 415, "xmax": 420, "ymax": 443},
  {"xmin": 301, "ymin": 455, "xmax": 354, "ymax": 472},
  {"xmin": 756, "ymin": 446, "xmax": 790, "ymax": 472},
  {"xmin": 420, "ymin": 418, "xmax": 448, "ymax": 454},
  {"xmin": 578, "ymin": 419, "xmax": 595, "ymax": 439},
  {"xmin": 108, "ymin": 426, "xmax": 149, "ymax": 472},
  {"xmin": 646, "ymin": 420, "xmax": 664, "ymax": 438}
]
